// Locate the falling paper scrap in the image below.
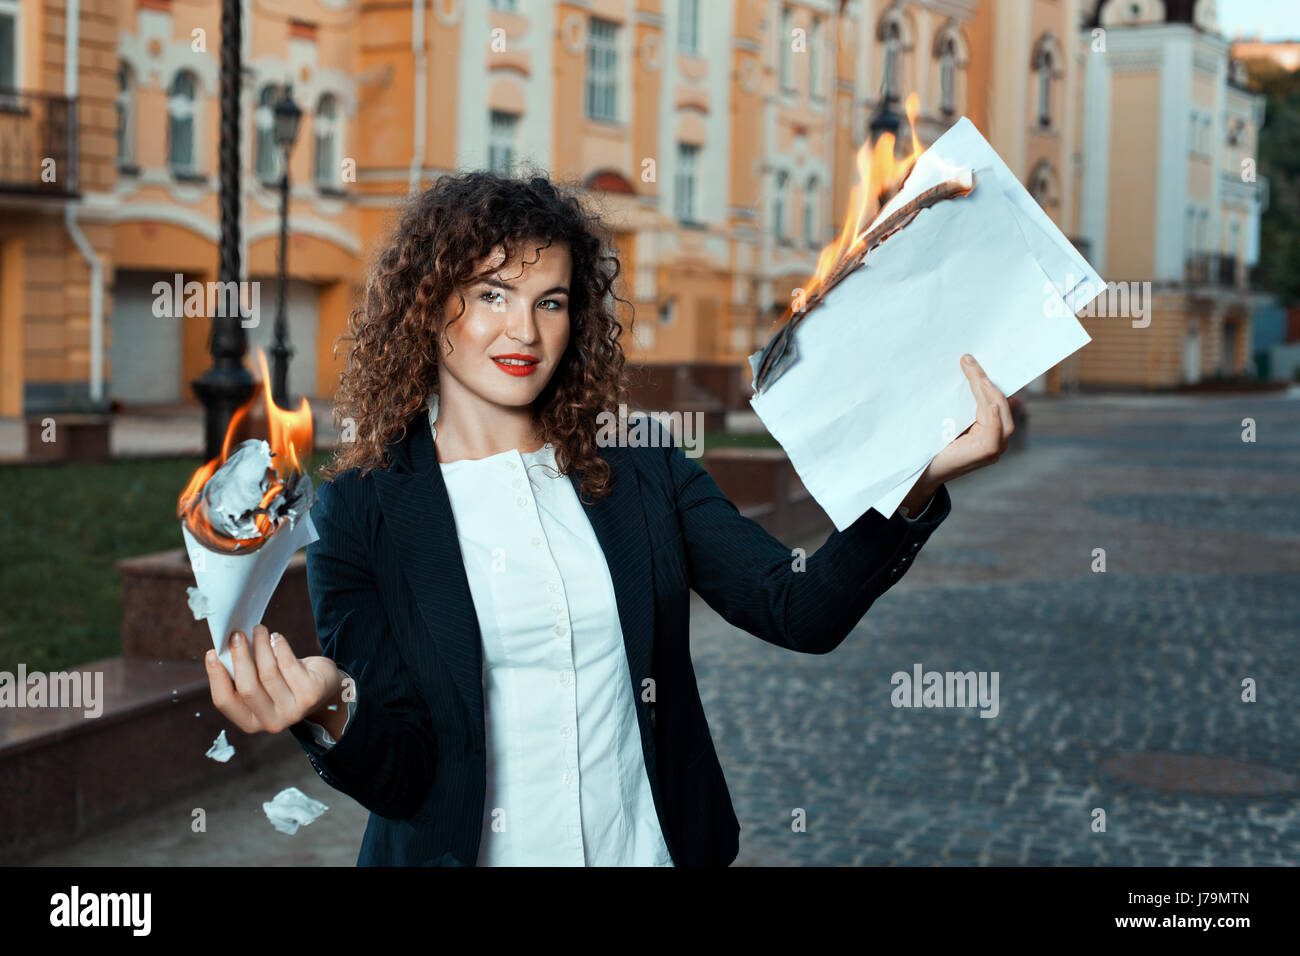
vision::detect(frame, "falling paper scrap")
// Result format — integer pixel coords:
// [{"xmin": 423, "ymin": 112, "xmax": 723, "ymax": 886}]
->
[
  {"xmin": 263, "ymin": 786, "xmax": 329, "ymax": 835},
  {"xmin": 205, "ymin": 729, "xmax": 235, "ymax": 763},
  {"xmin": 178, "ymin": 350, "xmax": 319, "ymax": 679}
]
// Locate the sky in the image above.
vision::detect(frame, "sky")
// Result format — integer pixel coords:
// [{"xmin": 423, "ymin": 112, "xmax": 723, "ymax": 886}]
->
[{"xmin": 1217, "ymin": 0, "xmax": 1300, "ymax": 41}]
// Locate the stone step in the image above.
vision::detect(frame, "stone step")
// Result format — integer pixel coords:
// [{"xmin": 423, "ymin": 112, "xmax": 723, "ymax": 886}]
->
[{"xmin": 0, "ymin": 655, "xmax": 282, "ymax": 863}]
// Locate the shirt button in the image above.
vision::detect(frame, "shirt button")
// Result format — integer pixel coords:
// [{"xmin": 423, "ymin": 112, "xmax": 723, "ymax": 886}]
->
[
  {"xmin": 531, "ymin": 537, "xmax": 542, "ymax": 548},
  {"xmin": 561, "ymin": 725, "xmax": 572, "ymax": 737},
  {"xmin": 559, "ymin": 670, "xmax": 571, "ymax": 685},
  {"xmin": 512, "ymin": 478, "xmax": 523, "ymax": 489},
  {"xmin": 554, "ymin": 624, "xmax": 566, "ymax": 636},
  {"xmin": 552, "ymin": 603, "xmax": 563, "ymax": 615},
  {"xmin": 562, "ymin": 771, "xmax": 571, "ymax": 785},
  {"xmin": 548, "ymin": 581, "xmax": 560, "ymax": 593},
  {"xmin": 516, "ymin": 496, "xmax": 527, "ymax": 508}
]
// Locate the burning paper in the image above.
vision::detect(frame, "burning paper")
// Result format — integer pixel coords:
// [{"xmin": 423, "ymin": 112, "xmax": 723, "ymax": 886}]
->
[
  {"xmin": 179, "ymin": 351, "xmax": 318, "ymax": 678},
  {"xmin": 262, "ymin": 786, "xmax": 328, "ymax": 835},
  {"xmin": 748, "ymin": 114, "xmax": 1099, "ymax": 529}
]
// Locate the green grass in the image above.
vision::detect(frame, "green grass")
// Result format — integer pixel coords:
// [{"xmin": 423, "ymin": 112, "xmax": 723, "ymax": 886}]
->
[
  {"xmin": 701, "ymin": 430, "xmax": 781, "ymax": 450},
  {"xmin": 0, "ymin": 451, "xmax": 336, "ymax": 674}
]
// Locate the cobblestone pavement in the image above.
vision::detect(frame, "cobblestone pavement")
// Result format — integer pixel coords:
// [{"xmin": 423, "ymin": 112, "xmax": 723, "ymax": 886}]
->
[{"xmin": 25, "ymin": 392, "xmax": 1300, "ymax": 866}]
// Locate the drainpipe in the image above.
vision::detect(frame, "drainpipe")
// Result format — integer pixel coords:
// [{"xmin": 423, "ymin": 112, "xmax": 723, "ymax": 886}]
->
[
  {"xmin": 62, "ymin": 0, "xmax": 105, "ymax": 408},
  {"xmin": 409, "ymin": 0, "xmax": 427, "ymax": 195}
]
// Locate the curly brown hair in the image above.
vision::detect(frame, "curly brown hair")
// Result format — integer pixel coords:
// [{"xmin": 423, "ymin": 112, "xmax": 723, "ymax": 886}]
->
[{"xmin": 321, "ymin": 169, "xmax": 633, "ymax": 501}]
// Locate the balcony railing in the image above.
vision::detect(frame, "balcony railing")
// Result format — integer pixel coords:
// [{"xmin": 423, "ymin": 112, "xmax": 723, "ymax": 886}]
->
[
  {"xmin": 1184, "ymin": 253, "xmax": 1245, "ymax": 289},
  {"xmin": 0, "ymin": 88, "xmax": 78, "ymax": 198}
]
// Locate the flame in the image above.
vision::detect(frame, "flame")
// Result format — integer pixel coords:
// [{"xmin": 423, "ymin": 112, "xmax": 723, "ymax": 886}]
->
[
  {"xmin": 178, "ymin": 346, "xmax": 314, "ymax": 551},
  {"xmin": 794, "ymin": 92, "xmax": 925, "ymax": 321}
]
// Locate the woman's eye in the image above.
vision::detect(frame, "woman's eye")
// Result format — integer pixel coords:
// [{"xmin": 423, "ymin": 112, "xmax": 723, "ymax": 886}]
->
[
  {"xmin": 540, "ymin": 299, "xmax": 566, "ymax": 311},
  {"xmin": 479, "ymin": 290, "xmax": 503, "ymax": 305}
]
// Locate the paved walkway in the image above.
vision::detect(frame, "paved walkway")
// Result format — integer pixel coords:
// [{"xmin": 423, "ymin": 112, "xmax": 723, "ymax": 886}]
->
[{"xmin": 23, "ymin": 390, "xmax": 1300, "ymax": 865}]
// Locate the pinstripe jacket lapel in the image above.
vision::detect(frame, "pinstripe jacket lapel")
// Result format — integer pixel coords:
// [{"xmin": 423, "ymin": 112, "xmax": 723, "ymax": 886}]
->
[{"xmin": 372, "ymin": 417, "xmax": 657, "ymax": 756}]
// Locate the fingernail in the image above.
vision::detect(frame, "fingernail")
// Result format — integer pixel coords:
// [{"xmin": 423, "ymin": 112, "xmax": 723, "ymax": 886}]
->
[
  {"xmin": 231, "ymin": 633, "xmax": 242, "ymax": 647},
  {"xmin": 205, "ymin": 650, "xmax": 214, "ymax": 662},
  {"xmin": 270, "ymin": 633, "xmax": 281, "ymax": 648},
  {"xmin": 962, "ymin": 353, "xmax": 973, "ymax": 363}
]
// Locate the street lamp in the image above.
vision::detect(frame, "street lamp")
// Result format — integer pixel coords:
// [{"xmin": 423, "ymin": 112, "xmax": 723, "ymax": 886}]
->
[
  {"xmin": 191, "ymin": 0, "xmax": 255, "ymax": 462},
  {"xmin": 270, "ymin": 85, "xmax": 302, "ymax": 408}
]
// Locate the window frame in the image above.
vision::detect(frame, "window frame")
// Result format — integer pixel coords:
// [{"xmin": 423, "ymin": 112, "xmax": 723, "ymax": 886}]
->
[{"xmin": 585, "ymin": 17, "xmax": 619, "ymax": 123}]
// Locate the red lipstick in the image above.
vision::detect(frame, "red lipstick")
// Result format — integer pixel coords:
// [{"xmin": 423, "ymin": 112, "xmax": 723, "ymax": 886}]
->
[{"xmin": 491, "ymin": 353, "xmax": 540, "ymax": 377}]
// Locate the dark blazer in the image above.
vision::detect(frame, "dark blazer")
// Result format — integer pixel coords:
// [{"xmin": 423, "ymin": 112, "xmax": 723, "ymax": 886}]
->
[{"xmin": 289, "ymin": 413, "xmax": 952, "ymax": 866}]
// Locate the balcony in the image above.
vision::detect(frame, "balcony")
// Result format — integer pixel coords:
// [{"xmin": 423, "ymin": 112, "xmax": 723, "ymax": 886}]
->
[
  {"xmin": 0, "ymin": 89, "xmax": 77, "ymax": 198},
  {"xmin": 1184, "ymin": 253, "xmax": 1245, "ymax": 289}
]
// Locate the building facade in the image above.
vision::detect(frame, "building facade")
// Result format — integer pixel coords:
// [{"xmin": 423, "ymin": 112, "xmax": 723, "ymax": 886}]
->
[
  {"xmin": 1076, "ymin": 0, "xmax": 1266, "ymax": 387},
  {"xmin": 0, "ymin": 0, "xmax": 1260, "ymax": 418}
]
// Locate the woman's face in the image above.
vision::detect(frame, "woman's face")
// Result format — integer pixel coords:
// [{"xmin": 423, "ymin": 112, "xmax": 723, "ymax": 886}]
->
[{"xmin": 438, "ymin": 239, "xmax": 572, "ymax": 411}]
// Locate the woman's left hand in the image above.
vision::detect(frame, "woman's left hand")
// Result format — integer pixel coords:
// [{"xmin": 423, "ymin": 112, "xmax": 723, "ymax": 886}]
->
[{"xmin": 900, "ymin": 353, "xmax": 1014, "ymax": 514}]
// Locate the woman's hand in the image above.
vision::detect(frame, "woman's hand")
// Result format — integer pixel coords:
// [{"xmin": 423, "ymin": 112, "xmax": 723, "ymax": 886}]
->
[
  {"xmin": 902, "ymin": 353, "xmax": 1014, "ymax": 512},
  {"xmin": 205, "ymin": 623, "xmax": 346, "ymax": 735}
]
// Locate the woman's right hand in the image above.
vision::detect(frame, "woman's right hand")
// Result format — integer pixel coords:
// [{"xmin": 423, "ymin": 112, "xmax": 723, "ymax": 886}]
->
[{"xmin": 205, "ymin": 623, "xmax": 346, "ymax": 735}]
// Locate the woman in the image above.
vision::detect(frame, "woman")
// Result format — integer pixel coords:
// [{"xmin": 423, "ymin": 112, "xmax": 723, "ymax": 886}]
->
[{"xmin": 204, "ymin": 171, "xmax": 1013, "ymax": 866}]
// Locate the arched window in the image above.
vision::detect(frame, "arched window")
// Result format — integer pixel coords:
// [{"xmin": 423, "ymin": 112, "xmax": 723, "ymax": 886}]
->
[
  {"xmin": 1032, "ymin": 35, "xmax": 1061, "ymax": 129},
  {"xmin": 314, "ymin": 93, "xmax": 340, "ymax": 189},
  {"xmin": 167, "ymin": 70, "xmax": 199, "ymax": 176},
  {"xmin": 255, "ymin": 84, "xmax": 284, "ymax": 184},
  {"xmin": 1028, "ymin": 159, "xmax": 1056, "ymax": 208},
  {"xmin": 774, "ymin": 170, "xmax": 789, "ymax": 242},
  {"xmin": 804, "ymin": 174, "xmax": 818, "ymax": 245},
  {"xmin": 116, "ymin": 62, "xmax": 134, "ymax": 168},
  {"xmin": 938, "ymin": 36, "xmax": 956, "ymax": 115}
]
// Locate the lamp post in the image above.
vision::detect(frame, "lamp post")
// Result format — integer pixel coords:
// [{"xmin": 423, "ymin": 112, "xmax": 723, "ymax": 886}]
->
[
  {"xmin": 270, "ymin": 85, "xmax": 302, "ymax": 408},
  {"xmin": 191, "ymin": 0, "xmax": 255, "ymax": 462}
]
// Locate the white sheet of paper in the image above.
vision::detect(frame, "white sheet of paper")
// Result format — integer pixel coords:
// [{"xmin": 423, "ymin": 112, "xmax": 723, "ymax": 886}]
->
[
  {"xmin": 181, "ymin": 515, "xmax": 319, "ymax": 678},
  {"xmin": 873, "ymin": 118, "xmax": 1099, "ymax": 312},
  {"xmin": 749, "ymin": 147, "xmax": 1095, "ymax": 529}
]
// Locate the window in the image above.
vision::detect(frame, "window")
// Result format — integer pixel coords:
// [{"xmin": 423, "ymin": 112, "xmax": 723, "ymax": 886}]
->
[
  {"xmin": 881, "ymin": 20, "xmax": 901, "ymax": 101},
  {"xmin": 679, "ymin": 0, "xmax": 700, "ymax": 56},
  {"xmin": 116, "ymin": 63, "xmax": 135, "ymax": 168},
  {"xmin": 1036, "ymin": 52, "xmax": 1054, "ymax": 127},
  {"xmin": 489, "ymin": 110, "xmax": 518, "ymax": 175},
  {"xmin": 168, "ymin": 70, "xmax": 200, "ymax": 176},
  {"xmin": 780, "ymin": 6, "xmax": 794, "ymax": 92},
  {"xmin": 774, "ymin": 170, "xmax": 789, "ymax": 242},
  {"xmin": 1028, "ymin": 160, "xmax": 1055, "ymax": 207},
  {"xmin": 0, "ymin": 0, "xmax": 18, "ymax": 89},
  {"xmin": 675, "ymin": 142, "xmax": 699, "ymax": 223},
  {"xmin": 1032, "ymin": 35, "xmax": 1059, "ymax": 129},
  {"xmin": 255, "ymin": 84, "xmax": 284, "ymax": 184},
  {"xmin": 586, "ymin": 18, "xmax": 618, "ymax": 121},
  {"xmin": 314, "ymin": 93, "xmax": 340, "ymax": 189},
  {"xmin": 804, "ymin": 175, "xmax": 819, "ymax": 245},
  {"xmin": 938, "ymin": 35, "xmax": 957, "ymax": 115},
  {"xmin": 809, "ymin": 15, "xmax": 823, "ymax": 98}
]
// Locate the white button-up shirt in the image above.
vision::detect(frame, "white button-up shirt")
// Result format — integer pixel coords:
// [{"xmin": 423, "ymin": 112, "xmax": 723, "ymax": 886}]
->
[{"xmin": 305, "ymin": 394, "xmax": 673, "ymax": 866}]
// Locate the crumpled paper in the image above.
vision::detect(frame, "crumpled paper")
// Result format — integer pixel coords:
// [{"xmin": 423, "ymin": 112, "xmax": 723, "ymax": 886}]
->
[
  {"xmin": 205, "ymin": 729, "xmax": 235, "ymax": 763},
  {"xmin": 182, "ymin": 439, "xmax": 319, "ymax": 678},
  {"xmin": 262, "ymin": 786, "xmax": 328, "ymax": 835},
  {"xmin": 748, "ymin": 117, "xmax": 1100, "ymax": 528}
]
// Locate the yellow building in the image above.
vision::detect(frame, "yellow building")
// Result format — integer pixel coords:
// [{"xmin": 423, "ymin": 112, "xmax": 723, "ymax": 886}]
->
[
  {"xmin": 1075, "ymin": 0, "xmax": 1265, "ymax": 387},
  {"xmin": 0, "ymin": 0, "xmax": 1258, "ymax": 419}
]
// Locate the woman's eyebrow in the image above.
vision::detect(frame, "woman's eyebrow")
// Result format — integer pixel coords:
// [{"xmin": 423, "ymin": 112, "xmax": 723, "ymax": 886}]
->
[{"xmin": 477, "ymin": 276, "xmax": 569, "ymax": 296}]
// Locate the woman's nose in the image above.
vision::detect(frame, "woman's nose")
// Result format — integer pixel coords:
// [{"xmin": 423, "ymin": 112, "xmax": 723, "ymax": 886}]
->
[{"xmin": 505, "ymin": 303, "xmax": 539, "ymax": 344}]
